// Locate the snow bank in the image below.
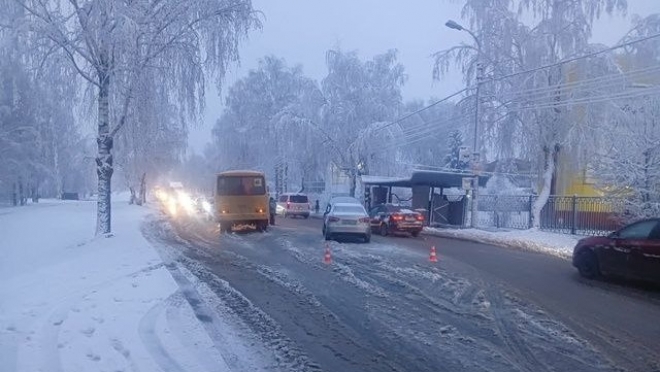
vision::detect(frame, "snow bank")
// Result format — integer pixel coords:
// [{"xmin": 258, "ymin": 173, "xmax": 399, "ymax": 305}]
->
[
  {"xmin": 424, "ymin": 227, "xmax": 582, "ymax": 259},
  {"xmin": 0, "ymin": 198, "xmax": 237, "ymax": 372}
]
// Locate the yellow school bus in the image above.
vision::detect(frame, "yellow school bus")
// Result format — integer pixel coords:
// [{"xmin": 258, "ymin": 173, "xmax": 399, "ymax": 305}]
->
[{"xmin": 215, "ymin": 170, "xmax": 269, "ymax": 233}]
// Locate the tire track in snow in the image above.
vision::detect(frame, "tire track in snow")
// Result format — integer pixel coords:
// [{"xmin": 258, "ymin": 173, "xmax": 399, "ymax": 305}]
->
[{"xmin": 138, "ymin": 297, "xmax": 187, "ymax": 372}]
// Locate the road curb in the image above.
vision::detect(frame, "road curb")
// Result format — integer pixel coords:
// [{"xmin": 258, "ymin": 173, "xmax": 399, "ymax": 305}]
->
[{"xmin": 421, "ymin": 229, "xmax": 572, "ymax": 260}]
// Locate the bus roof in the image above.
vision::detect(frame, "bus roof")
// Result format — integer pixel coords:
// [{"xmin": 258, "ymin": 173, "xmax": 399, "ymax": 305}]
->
[{"xmin": 217, "ymin": 170, "xmax": 265, "ymax": 177}]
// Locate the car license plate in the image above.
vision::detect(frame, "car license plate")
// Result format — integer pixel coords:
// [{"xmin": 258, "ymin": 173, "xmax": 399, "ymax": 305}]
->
[
  {"xmin": 405, "ymin": 217, "xmax": 415, "ymax": 221},
  {"xmin": 342, "ymin": 220, "xmax": 357, "ymax": 225}
]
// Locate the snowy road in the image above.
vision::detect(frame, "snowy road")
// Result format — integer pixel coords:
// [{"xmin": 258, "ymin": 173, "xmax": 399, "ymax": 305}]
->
[{"xmin": 145, "ymin": 211, "xmax": 660, "ymax": 372}]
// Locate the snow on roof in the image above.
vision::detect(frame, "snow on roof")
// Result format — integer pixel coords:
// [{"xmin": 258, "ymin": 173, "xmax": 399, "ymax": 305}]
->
[{"xmin": 360, "ymin": 175, "xmax": 409, "ymax": 184}]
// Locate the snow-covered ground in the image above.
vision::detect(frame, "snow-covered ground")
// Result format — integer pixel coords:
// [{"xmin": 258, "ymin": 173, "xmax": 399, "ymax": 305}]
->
[
  {"xmin": 424, "ymin": 227, "xmax": 583, "ymax": 259},
  {"xmin": 0, "ymin": 196, "xmax": 271, "ymax": 372}
]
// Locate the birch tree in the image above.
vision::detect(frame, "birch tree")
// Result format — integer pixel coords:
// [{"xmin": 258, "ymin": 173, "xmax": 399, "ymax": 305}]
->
[
  {"xmin": 210, "ymin": 55, "xmax": 325, "ymax": 186},
  {"xmin": 594, "ymin": 14, "xmax": 660, "ymax": 219},
  {"xmin": 318, "ymin": 49, "xmax": 406, "ymax": 195},
  {"xmin": 434, "ymin": 0, "xmax": 627, "ymax": 228},
  {"xmin": 14, "ymin": 0, "xmax": 259, "ymax": 234}
]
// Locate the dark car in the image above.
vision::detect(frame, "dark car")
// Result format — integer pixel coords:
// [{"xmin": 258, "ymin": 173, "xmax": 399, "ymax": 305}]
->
[
  {"xmin": 369, "ymin": 204, "xmax": 425, "ymax": 237},
  {"xmin": 572, "ymin": 218, "xmax": 660, "ymax": 285}
]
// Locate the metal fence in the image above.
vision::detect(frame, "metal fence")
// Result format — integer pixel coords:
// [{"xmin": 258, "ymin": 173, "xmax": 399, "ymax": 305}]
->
[{"xmin": 477, "ymin": 195, "xmax": 625, "ymax": 235}]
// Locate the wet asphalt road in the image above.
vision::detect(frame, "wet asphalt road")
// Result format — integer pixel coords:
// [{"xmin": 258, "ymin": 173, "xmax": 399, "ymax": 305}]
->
[{"xmin": 143, "ymin": 212, "xmax": 660, "ymax": 372}]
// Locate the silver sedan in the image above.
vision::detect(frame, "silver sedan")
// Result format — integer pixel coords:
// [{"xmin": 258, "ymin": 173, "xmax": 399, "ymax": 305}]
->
[{"xmin": 323, "ymin": 203, "xmax": 371, "ymax": 243}]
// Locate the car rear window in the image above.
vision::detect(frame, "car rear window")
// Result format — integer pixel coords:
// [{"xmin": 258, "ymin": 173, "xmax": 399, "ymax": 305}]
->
[
  {"xmin": 290, "ymin": 195, "xmax": 308, "ymax": 203},
  {"xmin": 334, "ymin": 205, "xmax": 366, "ymax": 214}
]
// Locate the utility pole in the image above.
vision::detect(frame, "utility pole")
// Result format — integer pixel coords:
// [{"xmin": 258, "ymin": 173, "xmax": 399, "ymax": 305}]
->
[
  {"xmin": 445, "ymin": 19, "xmax": 483, "ymax": 228},
  {"xmin": 471, "ymin": 62, "xmax": 483, "ymax": 228}
]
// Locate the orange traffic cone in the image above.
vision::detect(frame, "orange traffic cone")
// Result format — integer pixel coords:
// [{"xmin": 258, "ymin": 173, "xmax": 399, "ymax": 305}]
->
[
  {"xmin": 429, "ymin": 246, "xmax": 438, "ymax": 263},
  {"xmin": 324, "ymin": 244, "xmax": 332, "ymax": 264}
]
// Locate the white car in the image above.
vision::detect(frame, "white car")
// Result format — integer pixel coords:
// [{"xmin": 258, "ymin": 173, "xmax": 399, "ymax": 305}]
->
[
  {"xmin": 323, "ymin": 203, "xmax": 371, "ymax": 243},
  {"xmin": 277, "ymin": 193, "xmax": 311, "ymax": 218}
]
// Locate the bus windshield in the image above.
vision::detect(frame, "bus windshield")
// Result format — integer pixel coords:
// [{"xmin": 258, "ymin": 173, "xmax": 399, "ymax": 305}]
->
[{"xmin": 217, "ymin": 175, "xmax": 266, "ymax": 196}]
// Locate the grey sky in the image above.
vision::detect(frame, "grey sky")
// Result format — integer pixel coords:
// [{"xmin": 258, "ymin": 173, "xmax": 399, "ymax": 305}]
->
[{"xmin": 189, "ymin": 0, "xmax": 658, "ymax": 153}]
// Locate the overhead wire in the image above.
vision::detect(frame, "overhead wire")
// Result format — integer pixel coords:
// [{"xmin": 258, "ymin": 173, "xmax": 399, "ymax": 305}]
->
[
  {"xmin": 370, "ymin": 33, "xmax": 660, "ymax": 156},
  {"xmin": 492, "ymin": 65, "xmax": 660, "ymax": 101},
  {"xmin": 392, "ymin": 65, "xmax": 659, "ymax": 138},
  {"xmin": 482, "ymin": 32, "xmax": 660, "ymax": 84},
  {"xmin": 384, "ymin": 33, "xmax": 660, "ymax": 127}
]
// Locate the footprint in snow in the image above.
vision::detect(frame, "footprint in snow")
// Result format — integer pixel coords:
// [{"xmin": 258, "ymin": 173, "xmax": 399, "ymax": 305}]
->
[
  {"xmin": 86, "ymin": 352, "xmax": 101, "ymax": 362},
  {"xmin": 81, "ymin": 327, "xmax": 95, "ymax": 337}
]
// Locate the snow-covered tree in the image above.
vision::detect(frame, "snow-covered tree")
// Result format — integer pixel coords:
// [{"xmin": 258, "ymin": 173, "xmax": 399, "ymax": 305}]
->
[
  {"xmin": 212, "ymin": 50, "xmax": 407, "ymax": 197},
  {"xmin": 395, "ymin": 100, "xmax": 463, "ymax": 169},
  {"xmin": 434, "ymin": 0, "xmax": 628, "ymax": 228},
  {"xmin": 0, "ymin": 4, "xmax": 88, "ymax": 203},
  {"xmin": 210, "ymin": 55, "xmax": 325, "ymax": 188},
  {"xmin": 13, "ymin": 0, "xmax": 259, "ymax": 233},
  {"xmin": 317, "ymin": 49, "xmax": 406, "ymax": 195},
  {"xmin": 444, "ymin": 130, "xmax": 468, "ymax": 170},
  {"xmin": 594, "ymin": 14, "xmax": 660, "ymax": 220}
]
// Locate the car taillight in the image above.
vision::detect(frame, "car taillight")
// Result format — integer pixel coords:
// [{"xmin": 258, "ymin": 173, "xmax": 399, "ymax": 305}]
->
[
  {"xmin": 416, "ymin": 215, "xmax": 424, "ymax": 221},
  {"xmin": 391, "ymin": 214, "xmax": 403, "ymax": 221},
  {"xmin": 328, "ymin": 216, "xmax": 340, "ymax": 222},
  {"xmin": 359, "ymin": 217, "xmax": 370, "ymax": 223}
]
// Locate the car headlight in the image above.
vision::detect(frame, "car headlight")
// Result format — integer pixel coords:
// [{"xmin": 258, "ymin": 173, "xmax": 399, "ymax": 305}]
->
[{"xmin": 202, "ymin": 201, "xmax": 212, "ymax": 213}]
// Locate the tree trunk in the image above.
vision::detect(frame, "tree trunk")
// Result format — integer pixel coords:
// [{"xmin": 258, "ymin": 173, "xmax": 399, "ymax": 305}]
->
[
  {"xmin": 129, "ymin": 187, "xmax": 136, "ymax": 205},
  {"xmin": 138, "ymin": 172, "xmax": 146, "ymax": 205},
  {"xmin": 531, "ymin": 145, "xmax": 558, "ymax": 229},
  {"xmin": 12, "ymin": 182, "xmax": 17, "ymax": 206},
  {"xmin": 51, "ymin": 119, "xmax": 63, "ymax": 198},
  {"xmin": 349, "ymin": 169, "xmax": 357, "ymax": 197},
  {"xmin": 96, "ymin": 68, "xmax": 114, "ymax": 235},
  {"xmin": 19, "ymin": 176, "xmax": 25, "ymax": 206}
]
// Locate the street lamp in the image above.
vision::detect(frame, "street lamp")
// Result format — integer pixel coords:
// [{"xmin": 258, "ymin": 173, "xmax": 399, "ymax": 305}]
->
[{"xmin": 445, "ymin": 19, "xmax": 483, "ymax": 228}]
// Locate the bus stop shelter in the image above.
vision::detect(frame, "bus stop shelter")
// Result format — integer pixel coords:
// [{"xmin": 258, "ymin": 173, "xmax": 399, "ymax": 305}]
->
[{"xmin": 362, "ymin": 170, "xmax": 489, "ymax": 227}]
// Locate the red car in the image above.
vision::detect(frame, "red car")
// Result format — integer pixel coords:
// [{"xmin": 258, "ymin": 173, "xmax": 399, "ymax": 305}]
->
[
  {"xmin": 572, "ymin": 218, "xmax": 660, "ymax": 285},
  {"xmin": 369, "ymin": 204, "xmax": 425, "ymax": 237}
]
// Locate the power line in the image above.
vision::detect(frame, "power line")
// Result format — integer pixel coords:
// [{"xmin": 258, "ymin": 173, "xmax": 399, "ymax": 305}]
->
[
  {"xmin": 396, "ymin": 104, "xmax": 475, "ymax": 136},
  {"xmin": 504, "ymin": 86, "xmax": 660, "ymax": 112},
  {"xmin": 378, "ymin": 111, "xmax": 475, "ymax": 152},
  {"xmin": 374, "ymin": 33, "xmax": 660, "ymax": 155},
  {"xmin": 379, "ymin": 88, "xmax": 468, "ymax": 131},
  {"xmin": 483, "ymin": 32, "xmax": 660, "ymax": 84},
  {"xmin": 494, "ymin": 65, "xmax": 660, "ymax": 101}
]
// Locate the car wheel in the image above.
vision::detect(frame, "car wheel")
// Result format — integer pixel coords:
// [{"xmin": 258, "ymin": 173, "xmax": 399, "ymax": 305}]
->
[
  {"xmin": 379, "ymin": 223, "xmax": 388, "ymax": 237},
  {"xmin": 324, "ymin": 231, "xmax": 332, "ymax": 241},
  {"xmin": 576, "ymin": 249, "xmax": 600, "ymax": 279},
  {"xmin": 322, "ymin": 224, "xmax": 326, "ymax": 235},
  {"xmin": 411, "ymin": 230, "xmax": 420, "ymax": 238}
]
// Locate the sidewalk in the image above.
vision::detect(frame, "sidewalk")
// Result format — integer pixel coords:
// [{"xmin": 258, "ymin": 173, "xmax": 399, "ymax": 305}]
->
[
  {"xmin": 423, "ymin": 226, "xmax": 583, "ymax": 259},
  {"xmin": 0, "ymin": 197, "xmax": 257, "ymax": 372}
]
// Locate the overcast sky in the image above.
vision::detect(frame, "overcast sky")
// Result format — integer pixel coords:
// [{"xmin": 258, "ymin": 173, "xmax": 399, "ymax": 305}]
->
[{"xmin": 189, "ymin": 0, "xmax": 658, "ymax": 153}]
